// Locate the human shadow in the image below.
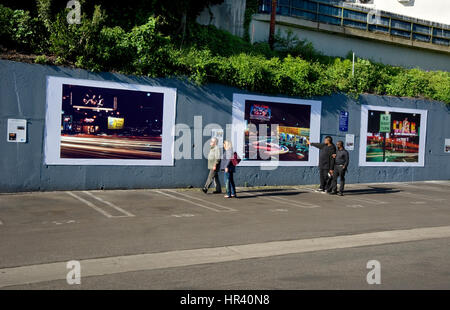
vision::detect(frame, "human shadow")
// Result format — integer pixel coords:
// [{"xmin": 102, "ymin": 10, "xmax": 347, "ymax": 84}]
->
[
  {"xmin": 237, "ymin": 189, "xmax": 304, "ymax": 199},
  {"xmin": 342, "ymin": 186, "xmax": 401, "ymax": 195}
]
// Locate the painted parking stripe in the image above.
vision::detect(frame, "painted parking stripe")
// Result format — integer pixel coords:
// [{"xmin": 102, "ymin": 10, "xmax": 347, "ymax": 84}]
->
[
  {"xmin": 268, "ymin": 195, "xmax": 320, "ymax": 208},
  {"xmin": 166, "ymin": 190, "xmax": 236, "ymax": 212},
  {"xmin": 66, "ymin": 192, "xmax": 131, "ymax": 218},
  {"xmin": 346, "ymin": 204, "xmax": 365, "ymax": 208},
  {"xmin": 153, "ymin": 190, "xmax": 224, "ymax": 213},
  {"xmin": 83, "ymin": 191, "xmax": 135, "ymax": 217},
  {"xmin": 240, "ymin": 191, "xmax": 319, "ymax": 209},
  {"xmin": 343, "ymin": 196, "xmax": 387, "ymax": 205},
  {"xmin": 398, "ymin": 183, "xmax": 450, "ymax": 194},
  {"xmin": 295, "ymin": 187, "xmax": 385, "ymax": 205},
  {"xmin": 0, "ymin": 218, "xmax": 3, "ymax": 225},
  {"xmin": 424, "ymin": 181, "xmax": 450, "ymax": 186},
  {"xmin": 393, "ymin": 191, "xmax": 445, "ymax": 202},
  {"xmin": 67, "ymin": 192, "xmax": 114, "ymax": 218},
  {"xmin": 171, "ymin": 214, "xmax": 196, "ymax": 218},
  {"xmin": 2, "ymin": 225, "xmax": 450, "ymax": 288}
]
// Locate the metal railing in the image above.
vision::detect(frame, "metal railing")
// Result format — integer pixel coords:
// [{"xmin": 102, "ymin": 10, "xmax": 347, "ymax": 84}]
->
[{"xmin": 258, "ymin": 0, "xmax": 450, "ymax": 47}]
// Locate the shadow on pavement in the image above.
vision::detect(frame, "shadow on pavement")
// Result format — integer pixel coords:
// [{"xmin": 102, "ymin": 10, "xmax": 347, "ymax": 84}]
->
[
  {"xmin": 238, "ymin": 190, "xmax": 304, "ymax": 199},
  {"xmin": 343, "ymin": 187, "xmax": 401, "ymax": 195}
]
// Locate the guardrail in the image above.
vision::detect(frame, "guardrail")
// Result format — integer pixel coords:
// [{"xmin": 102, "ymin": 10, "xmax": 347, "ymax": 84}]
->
[{"xmin": 259, "ymin": 0, "xmax": 450, "ymax": 47}]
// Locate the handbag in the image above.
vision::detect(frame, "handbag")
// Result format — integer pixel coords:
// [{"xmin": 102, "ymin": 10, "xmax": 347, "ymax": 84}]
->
[{"xmin": 231, "ymin": 152, "xmax": 241, "ymax": 166}]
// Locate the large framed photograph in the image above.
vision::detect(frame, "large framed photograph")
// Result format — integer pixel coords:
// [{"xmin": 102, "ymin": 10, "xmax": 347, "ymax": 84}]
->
[
  {"xmin": 232, "ymin": 94, "xmax": 322, "ymax": 167},
  {"xmin": 44, "ymin": 76, "xmax": 177, "ymax": 165},
  {"xmin": 359, "ymin": 105, "xmax": 428, "ymax": 167}
]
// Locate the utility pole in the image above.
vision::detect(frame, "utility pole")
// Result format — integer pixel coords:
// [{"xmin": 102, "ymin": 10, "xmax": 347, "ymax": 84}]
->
[{"xmin": 269, "ymin": 0, "xmax": 277, "ymax": 49}]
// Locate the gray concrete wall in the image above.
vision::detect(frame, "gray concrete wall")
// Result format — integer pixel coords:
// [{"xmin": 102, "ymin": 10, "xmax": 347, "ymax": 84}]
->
[
  {"xmin": 197, "ymin": 0, "xmax": 246, "ymax": 37},
  {"xmin": 250, "ymin": 15, "xmax": 450, "ymax": 72},
  {"xmin": 0, "ymin": 59, "xmax": 449, "ymax": 193}
]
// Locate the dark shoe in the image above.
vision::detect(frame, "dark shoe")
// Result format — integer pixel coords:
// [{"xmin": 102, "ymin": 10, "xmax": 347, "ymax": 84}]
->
[
  {"xmin": 338, "ymin": 192, "xmax": 344, "ymax": 196},
  {"xmin": 231, "ymin": 195, "xmax": 237, "ymax": 198},
  {"xmin": 212, "ymin": 191, "xmax": 222, "ymax": 194},
  {"xmin": 201, "ymin": 187, "xmax": 207, "ymax": 194},
  {"xmin": 327, "ymin": 191, "xmax": 337, "ymax": 195}
]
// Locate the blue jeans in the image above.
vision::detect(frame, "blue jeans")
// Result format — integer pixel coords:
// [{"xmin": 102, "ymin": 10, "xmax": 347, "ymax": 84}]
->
[{"xmin": 224, "ymin": 171, "xmax": 236, "ymax": 197}]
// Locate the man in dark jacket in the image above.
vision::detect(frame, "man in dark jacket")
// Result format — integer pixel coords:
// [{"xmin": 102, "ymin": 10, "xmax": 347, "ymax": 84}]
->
[
  {"xmin": 307, "ymin": 136, "xmax": 336, "ymax": 193},
  {"xmin": 330, "ymin": 140, "xmax": 349, "ymax": 196}
]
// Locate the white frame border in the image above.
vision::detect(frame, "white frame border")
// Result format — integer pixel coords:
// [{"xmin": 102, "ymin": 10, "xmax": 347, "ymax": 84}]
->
[
  {"xmin": 232, "ymin": 93, "xmax": 322, "ymax": 167},
  {"xmin": 44, "ymin": 76, "xmax": 177, "ymax": 166},
  {"xmin": 359, "ymin": 105, "xmax": 428, "ymax": 167}
]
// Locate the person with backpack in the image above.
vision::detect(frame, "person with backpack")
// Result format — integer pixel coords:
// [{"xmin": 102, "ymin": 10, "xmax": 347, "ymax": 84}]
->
[{"xmin": 221, "ymin": 140, "xmax": 239, "ymax": 198}]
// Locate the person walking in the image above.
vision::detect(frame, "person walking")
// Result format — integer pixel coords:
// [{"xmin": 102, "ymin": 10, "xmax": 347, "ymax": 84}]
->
[
  {"xmin": 202, "ymin": 137, "xmax": 221, "ymax": 194},
  {"xmin": 307, "ymin": 136, "xmax": 336, "ymax": 193},
  {"xmin": 330, "ymin": 141, "xmax": 349, "ymax": 196},
  {"xmin": 221, "ymin": 140, "xmax": 237, "ymax": 198}
]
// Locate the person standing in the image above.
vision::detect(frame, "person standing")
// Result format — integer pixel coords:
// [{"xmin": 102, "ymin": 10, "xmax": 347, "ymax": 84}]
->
[
  {"xmin": 202, "ymin": 137, "xmax": 221, "ymax": 194},
  {"xmin": 307, "ymin": 136, "xmax": 336, "ymax": 193},
  {"xmin": 330, "ymin": 141, "xmax": 349, "ymax": 196},
  {"xmin": 221, "ymin": 140, "xmax": 237, "ymax": 198}
]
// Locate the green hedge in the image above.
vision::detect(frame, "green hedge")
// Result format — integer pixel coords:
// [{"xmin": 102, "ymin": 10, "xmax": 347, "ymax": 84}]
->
[{"xmin": 0, "ymin": 4, "xmax": 449, "ymax": 104}]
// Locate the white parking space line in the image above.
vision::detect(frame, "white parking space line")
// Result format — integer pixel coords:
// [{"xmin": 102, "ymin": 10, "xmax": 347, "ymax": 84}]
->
[
  {"xmin": 398, "ymin": 184, "xmax": 450, "ymax": 194},
  {"xmin": 424, "ymin": 181, "xmax": 450, "ymax": 186},
  {"xmin": 346, "ymin": 205, "xmax": 365, "ymax": 208},
  {"xmin": 240, "ymin": 191, "xmax": 320, "ymax": 209},
  {"xmin": 66, "ymin": 192, "xmax": 132, "ymax": 218},
  {"xmin": 67, "ymin": 192, "xmax": 114, "ymax": 218},
  {"xmin": 393, "ymin": 191, "xmax": 445, "ymax": 202},
  {"xmin": 153, "ymin": 190, "xmax": 225, "ymax": 213},
  {"xmin": 166, "ymin": 190, "xmax": 237, "ymax": 212},
  {"xmin": 2, "ymin": 225, "xmax": 450, "ymax": 288},
  {"xmin": 343, "ymin": 196, "xmax": 387, "ymax": 205},
  {"xmin": 294, "ymin": 187, "xmax": 317, "ymax": 193},
  {"xmin": 171, "ymin": 214, "xmax": 196, "ymax": 218},
  {"xmin": 0, "ymin": 218, "xmax": 3, "ymax": 225},
  {"xmin": 294, "ymin": 187, "xmax": 385, "ymax": 206},
  {"xmin": 270, "ymin": 195, "xmax": 320, "ymax": 208},
  {"xmin": 83, "ymin": 191, "xmax": 135, "ymax": 217}
]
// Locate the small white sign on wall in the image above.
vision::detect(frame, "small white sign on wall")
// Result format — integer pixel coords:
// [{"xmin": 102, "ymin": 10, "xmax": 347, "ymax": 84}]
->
[
  {"xmin": 7, "ymin": 119, "xmax": 27, "ymax": 143},
  {"xmin": 345, "ymin": 134, "xmax": 355, "ymax": 151},
  {"xmin": 445, "ymin": 139, "xmax": 450, "ymax": 153}
]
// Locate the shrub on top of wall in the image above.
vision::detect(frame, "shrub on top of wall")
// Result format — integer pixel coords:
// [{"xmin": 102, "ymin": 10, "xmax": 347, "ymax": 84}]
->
[{"xmin": 0, "ymin": 3, "xmax": 449, "ymax": 104}]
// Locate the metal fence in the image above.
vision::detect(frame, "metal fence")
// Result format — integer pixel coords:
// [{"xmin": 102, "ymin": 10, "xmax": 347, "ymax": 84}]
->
[{"xmin": 259, "ymin": 0, "xmax": 450, "ymax": 47}]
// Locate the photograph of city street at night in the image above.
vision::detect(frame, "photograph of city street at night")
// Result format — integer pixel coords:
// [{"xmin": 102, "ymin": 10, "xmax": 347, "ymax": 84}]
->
[
  {"xmin": 60, "ymin": 84, "xmax": 164, "ymax": 159},
  {"xmin": 366, "ymin": 110, "xmax": 421, "ymax": 163},
  {"xmin": 244, "ymin": 100, "xmax": 311, "ymax": 161}
]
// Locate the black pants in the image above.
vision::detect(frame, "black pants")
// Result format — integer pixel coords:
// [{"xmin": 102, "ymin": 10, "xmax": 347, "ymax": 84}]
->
[
  {"xmin": 331, "ymin": 165, "xmax": 346, "ymax": 193},
  {"xmin": 204, "ymin": 169, "xmax": 221, "ymax": 192},
  {"xmin": 319, "ymin": 168, "xmax": 332, "ymax": 191}
]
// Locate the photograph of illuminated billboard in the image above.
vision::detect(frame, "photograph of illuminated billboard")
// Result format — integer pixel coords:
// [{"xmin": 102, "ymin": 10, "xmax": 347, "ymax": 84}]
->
[
  {"xmin": 359, "ymin": 105, "xmax": 428, "ymax": 167},
  {"xmin": 232, "ymin": 94, "xmax": 321, "ymax": 167},
  {"xmin": 44, "ymin": 77, "xmax": 177, "ymax": 166}
]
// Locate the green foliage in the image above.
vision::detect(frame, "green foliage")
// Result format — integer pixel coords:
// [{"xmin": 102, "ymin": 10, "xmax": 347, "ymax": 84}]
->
[
  {"xmin": 49, "ymin": 5, "xmax": 106, "ymax": 70},
  {"xmin": 34, "ymin": 54, "xmax": 49, "ymax": 64},
  {"xmin": 0, "ymin": 4, "xmax": 48, "ymax": 53},
  {"xmin": 123, "ymin": 17, "xmax": 173, "ymax": 77},
  {"xmin": 0, "ymin": 3, "xmax": 449, "ymax": 104}
]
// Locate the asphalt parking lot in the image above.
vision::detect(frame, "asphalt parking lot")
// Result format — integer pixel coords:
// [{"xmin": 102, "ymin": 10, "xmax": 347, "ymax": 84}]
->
[{"xmin": 0, "ymin": 180, "xmax": 449, "ymax": 289}]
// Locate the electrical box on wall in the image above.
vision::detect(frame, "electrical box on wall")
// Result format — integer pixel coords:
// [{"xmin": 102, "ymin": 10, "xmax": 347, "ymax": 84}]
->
[{"xmin": 7, "ymin": 119, "xmax": 27, "ymax": 143}]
